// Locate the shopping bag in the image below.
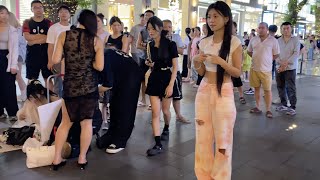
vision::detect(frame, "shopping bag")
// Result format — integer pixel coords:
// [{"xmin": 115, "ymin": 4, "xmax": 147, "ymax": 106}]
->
[
  {"xmin": 38, "ymin": 99, "xmax": 63, "ymax": 143},
  {"xmin": 26, "ymin": 145, "xmax": 55, "ymax": 168}
]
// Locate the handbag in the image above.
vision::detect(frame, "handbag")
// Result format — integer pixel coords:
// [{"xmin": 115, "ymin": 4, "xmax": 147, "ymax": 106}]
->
[
  {"xmin": 145, "ymin": 41, "xmax": 152, "ymax": 86},
  {"xmin": 3, "ymin": 125, "xmax": 35, "ymax": 146},
  {"xmin": 26, "ymin": 145, "xmax": 55, "ymax": 168}
]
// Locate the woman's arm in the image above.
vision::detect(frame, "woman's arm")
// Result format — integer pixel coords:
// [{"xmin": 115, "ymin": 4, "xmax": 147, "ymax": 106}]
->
[
  {"xmin": 208, "ymin": 45, "xmax": 242, "ymax": 78},
  {"xmin": 121, "ymin": 35, "xmax": 132, "ymax": 53},
  {"xmin": 192, "ymin": 50, "xmax": 206, "ymax": 76},
  {"xmin": 93, "ymin": 37, "xmax": 104, "ymax": 71},
  {"xmin": 52, "ymin": 32, "xmax": 66, "ymax": 64}
]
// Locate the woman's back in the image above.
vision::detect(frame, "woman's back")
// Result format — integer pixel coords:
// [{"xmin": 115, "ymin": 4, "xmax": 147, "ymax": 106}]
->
[{"xmin": 63, "ymin": 28, "xmax": 98, "ymax": 97}]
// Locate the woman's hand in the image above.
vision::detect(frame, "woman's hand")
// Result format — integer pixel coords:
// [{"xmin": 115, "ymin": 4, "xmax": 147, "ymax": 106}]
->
[
  {"xmin": 10, "ymin": 68, "xmax": 17, "ymax": 75},
  {"xmin": 145, "ymin": 60, "xmax": 154, "ymax": 67},
  {"xmin": 165, "ymin": 84, "xmax": 174, "ymax": 98},
  {"xmin": 205, "ymin": 54, "xmax": 224, "ymax": 65},
  {"xmin": 194, "ymin": 53, "xmax": 207, "ymax": 63}
]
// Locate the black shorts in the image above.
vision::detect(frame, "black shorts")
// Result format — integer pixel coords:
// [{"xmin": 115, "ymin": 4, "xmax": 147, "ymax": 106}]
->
[
  {"xmin": 146, "ymin": 69, "xmax": 179, "ymax": 99},
  {"xmin": 231, "ymin": 77, "xmax": 243, "ymax": 87},
  {"xmin": 26, "ymin": 44, "xmax": 52, "ymax": 79},
  {"xmin": 173, "ymin": 71, "xmax": 183, "ymax": 100},
  {"xmin": 64, "ymin": 91, "xmax": 99, "ymax": 122}
]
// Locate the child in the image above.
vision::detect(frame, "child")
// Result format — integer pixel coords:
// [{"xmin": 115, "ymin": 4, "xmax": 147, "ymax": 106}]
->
[
  {"xmin": 17, "ymin": 80, "xmax": 58, "ymax": 125},
  {"xmin": 242, "ymin": 39, "xmax": 252, "ymax": 82}
]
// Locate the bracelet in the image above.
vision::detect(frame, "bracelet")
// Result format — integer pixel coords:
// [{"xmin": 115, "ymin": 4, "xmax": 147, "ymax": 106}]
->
[{"xmin": 194, "ymin": 63, "xmax": 202, "ymax": 70}]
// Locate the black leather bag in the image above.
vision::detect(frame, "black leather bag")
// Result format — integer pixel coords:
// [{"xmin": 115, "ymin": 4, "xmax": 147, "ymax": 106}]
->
[{"xmin": 3, "ymin": 125, "xmax": 35, "ymax": 146}]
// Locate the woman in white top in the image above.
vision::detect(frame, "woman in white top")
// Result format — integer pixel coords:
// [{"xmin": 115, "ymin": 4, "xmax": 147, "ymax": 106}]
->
[
  {"xmin": 0, "ymin": 6, "xmax": 19, "ymax": 120},
  {"xmin": 193, "ymin": 2, "xmax": 242, "ymax": 180},
  {"xmin": 96, "ymin": 13, "xmax": 110, "ymax": 42},
  {"xmin": 8, "ymin": 12, "xmax": 27, "ymax": 101}
]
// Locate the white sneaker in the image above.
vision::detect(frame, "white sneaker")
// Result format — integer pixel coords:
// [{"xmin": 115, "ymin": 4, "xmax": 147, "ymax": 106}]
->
[{"xmin": 106, "ymin": 144, "xmax": 124, "ymax": 154}]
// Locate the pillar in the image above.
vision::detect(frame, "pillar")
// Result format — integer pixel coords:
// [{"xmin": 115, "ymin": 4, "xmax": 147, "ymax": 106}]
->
[
  {"xmin": 133, "ymin": 0, "xmax": 144, "ymax": 25},
  {"xmin": 181, "ymin": 0, "xmax": 198, "ymax": 39}
]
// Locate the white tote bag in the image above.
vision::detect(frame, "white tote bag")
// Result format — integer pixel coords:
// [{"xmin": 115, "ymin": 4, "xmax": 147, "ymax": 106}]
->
[
  {"xmin": 26, "ymin": 145, "xmax": 55, "ymax": 168},
  {"xmin": 38, "ymin": 99, "xmax": 63, "ymax": 143}
]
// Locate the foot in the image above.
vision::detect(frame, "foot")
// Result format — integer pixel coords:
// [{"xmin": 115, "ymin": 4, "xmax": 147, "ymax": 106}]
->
[
  {"xmin": 250, "ymin": 107, "xmax": 262, "ymax": 113},
  {"xmin": 182, "ymin": 77, "xmax": 190, "ymax": 82},
  {"xmin": 148, "ymin": 105, "xmax": 152, "ymax": 110},
  {"xmin": 286, "ymin": 107, "xmax": 296, "ymax": 116},
  {"xmin": 239, "ymin": 97, "xmax": 246, "ymax": 104},
  {"xmin": 106, "ymin": 144, "xmax": 125, "ymax": 154},
  {"xmin": 160, "ymin": 130, "xmax": 169, "ymax": 141},
  {"xmin": 146, "ymin": 144, "xmax": 163, "ymax": 156},
  {"xmin": 266, "ymin": 111, "xmax": 273, "ymax": 118},
  {"xmin": 51, "ymin": 160, "xmax": 67, "ymax": 171},
  {"xmin": 193, "ymin": 84, "xmax": 199, "ymax": 88},
  {"xmin": 77, "ymin": 161, "xmax": 88, "ymax": 170},
  {"xmin": 244, "ymin": 88, "xmax": 255, "ymax": 95},
  {"xmin": 275, "ymin": 105, "xmax": 288, "ymax": 112},
  {"xmin": 176, "ymin": 116, "xmax": 191, "ymax": 124}
]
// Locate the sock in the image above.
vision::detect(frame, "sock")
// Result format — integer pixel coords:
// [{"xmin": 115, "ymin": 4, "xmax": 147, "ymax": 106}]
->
[
  {"xmin": 163, "ymin": 124, "xmax": 169, "ymax": 132},
  {"xmin": 154, "ymin": 136, "xmax": 162, "ymax": 146}
]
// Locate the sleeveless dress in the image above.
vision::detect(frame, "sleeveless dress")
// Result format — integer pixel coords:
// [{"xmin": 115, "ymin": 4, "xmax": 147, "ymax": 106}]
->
[
  {"xmin": 106, "ymin": 35, "xmax": 123, "ymax": 50},
  {"xmin": 63, "ymin": 28, "xmax": 99, "ymax": 122}
]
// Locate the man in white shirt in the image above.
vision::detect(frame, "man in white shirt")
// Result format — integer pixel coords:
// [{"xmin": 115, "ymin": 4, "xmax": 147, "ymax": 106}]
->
[
  {"xmin": 247, "ymin": 22, "xmax": 280, "ymax": 118},
  {"xmin": 47, "ymin": 5, "xmax": 71, "ymax": 96},
  {"xmin": 163, "ymin": 19, "xmax": 190, "ymax": 124}
]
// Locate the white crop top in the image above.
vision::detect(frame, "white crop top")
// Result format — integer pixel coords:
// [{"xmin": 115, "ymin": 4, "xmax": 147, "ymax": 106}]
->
[{"xmin": 198, "ymin": 35, "xmax": 241, "ymax": 72}]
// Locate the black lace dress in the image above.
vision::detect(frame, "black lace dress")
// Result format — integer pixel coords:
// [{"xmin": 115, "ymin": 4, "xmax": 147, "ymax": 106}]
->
[{"xmin": 63, "ymin": 28, "xmax": 99, "ymax": 122}]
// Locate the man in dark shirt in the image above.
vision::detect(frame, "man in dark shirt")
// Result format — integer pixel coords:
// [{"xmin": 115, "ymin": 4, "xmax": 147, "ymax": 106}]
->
[{"xmin": 23, "ymin": 0, "xmax": 53, "ymax": 87}]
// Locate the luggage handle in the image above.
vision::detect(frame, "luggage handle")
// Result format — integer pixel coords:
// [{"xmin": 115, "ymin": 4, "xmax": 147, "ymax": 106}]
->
[{"xmin": 47, "ymin": 74, "xmax": 64, "ymax": 103}]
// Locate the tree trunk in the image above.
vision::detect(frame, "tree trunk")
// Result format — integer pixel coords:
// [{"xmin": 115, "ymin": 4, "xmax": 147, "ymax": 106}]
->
[{"xmin": 284, "ymin": 0, "xmax": 309, "ymax": 26}]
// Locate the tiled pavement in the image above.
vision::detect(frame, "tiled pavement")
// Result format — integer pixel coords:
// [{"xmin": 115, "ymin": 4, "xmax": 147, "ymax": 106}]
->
[{"xmin": 1, "ymin": 67, "xmax": 320, "ymax": 179}]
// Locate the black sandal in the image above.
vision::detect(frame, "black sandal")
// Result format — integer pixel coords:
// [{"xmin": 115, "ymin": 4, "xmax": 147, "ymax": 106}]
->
[{"xmin": 239, "ymin": 97, "xmax": 246, "ymax": 104}]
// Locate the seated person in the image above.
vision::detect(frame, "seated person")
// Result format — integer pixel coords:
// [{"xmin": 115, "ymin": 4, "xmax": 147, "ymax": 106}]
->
[{"xmin": 17, "ymin": 80, "xmax": 58, "ymax": 125}]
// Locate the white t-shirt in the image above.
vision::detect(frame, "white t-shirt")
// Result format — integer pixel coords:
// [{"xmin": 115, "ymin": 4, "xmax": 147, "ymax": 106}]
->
[
  {"xmin": 98, "ymin": 31, "xmax": 110, "ymax": 42},
  {"xmin": 248, "ymin": 35, "xmax": 280, "ymax": 72},
  {"xmin": 198, "ymin": 35, "xmax": 241, "ymax": 72},
  {"xmin": 183, "ymin": 36, "xmax": 190, "ymax": 55},
  {"xmin": 46, "ymin": 23, "xmax": 71, "ymax": 46},
  {"xmin": 171, "ymin": 34, "xmax": 184, "ymax": 72}
]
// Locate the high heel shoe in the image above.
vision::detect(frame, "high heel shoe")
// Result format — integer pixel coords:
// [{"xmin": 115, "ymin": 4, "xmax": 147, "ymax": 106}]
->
[
  {"xmin": 52, "ymin": 160, "xmax": 67, "ymax": 171},
  {"xmin": 78, "ymin": 162, "xmax": 88, "ymax": 170}
]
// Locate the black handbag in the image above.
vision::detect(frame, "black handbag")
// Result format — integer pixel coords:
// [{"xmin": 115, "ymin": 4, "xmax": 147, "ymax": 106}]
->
[{"xmin": 3, "ymin": 125, "xmax": 35, "ymax": 146}]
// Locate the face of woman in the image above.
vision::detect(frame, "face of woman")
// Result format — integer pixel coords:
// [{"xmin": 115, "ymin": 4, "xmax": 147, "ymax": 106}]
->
[
  {"xmin": 0, "ymin": 9, "xmax": 9, "ymax": 23},
  {"xmin": 97, "ymin": 17, "xmax": 103, "ymax": 30},
  {"xmin": 194, "ymin": 28, "xmax": 200, "ymax": 37},
  {"xmin": 206, "ymin": 8, "xmax": 228, "ymax": 32},
  {"xmin": 111, "ymin": 21, "xmax": 122, "ymax": 34},
  {"xmin": 147, "ymin": 23, "xmax": 161, "ymax": 39}
]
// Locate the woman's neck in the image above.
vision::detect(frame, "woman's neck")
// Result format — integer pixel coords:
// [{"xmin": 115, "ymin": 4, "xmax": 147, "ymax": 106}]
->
[
  {"xmin": 78, "ymin": 24, "xmax": 85, "ymax": 29},
  {"xmin": 154, "ymin": 36, "xmax": 161, "ymax": 47},
  {"xmin": 213, "ymin": 29, "xmax": 224, "ymax": 43},
  {"xmin": 112, "ymin": 31, "xmax": 121, "ymax": 37},
  {"xmin": 97, "ymin": 28, "xmax": 104, "ymax": 35}
]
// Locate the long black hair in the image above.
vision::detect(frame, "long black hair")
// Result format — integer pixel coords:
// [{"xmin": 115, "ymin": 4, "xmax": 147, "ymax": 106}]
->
[
  {"xmin": 78, "ymin": 9, "xmax": 97, "ymax": 38},
  {"xmin": 206, "ymin": 1, "xmax": 232, "ymax": 95},
  {"xmin": 146, "ymin": 16, "xmax": 170, "ymax": 61},
  {"xmin": 185, "ymin": 28, "xmax": 191, "ymax": 41},
  {"xmin": 27, "ymin": 80, "xmax": 56, "ymax": 101}
]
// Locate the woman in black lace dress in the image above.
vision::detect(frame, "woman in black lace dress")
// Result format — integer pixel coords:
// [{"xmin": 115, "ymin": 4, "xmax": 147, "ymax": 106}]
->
[{"xmin": 51, "ymin": 9, "xmax": 104, "ymax": 170}]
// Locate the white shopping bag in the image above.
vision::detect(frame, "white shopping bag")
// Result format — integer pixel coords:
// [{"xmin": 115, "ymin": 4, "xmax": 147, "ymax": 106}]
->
[
  {"xmin": 26, "ymin": 145, "xmax": 55, "ymax": 168},
  {"xmin": 22, "ymin": 138, "xmax": 44, "ymax": 153},
  {"xmin": 38, "ymin": 99, "xmax": 63, "ymax": 143}
]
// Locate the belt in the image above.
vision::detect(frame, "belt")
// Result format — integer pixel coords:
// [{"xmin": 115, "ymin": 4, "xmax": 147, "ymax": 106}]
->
[{"xmin": 160, "ymin": 67, "xmax": 170, "ymax": 71}]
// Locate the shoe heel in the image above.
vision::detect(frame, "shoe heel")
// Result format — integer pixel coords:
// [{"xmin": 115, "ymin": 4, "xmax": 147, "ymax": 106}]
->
[
  {"xmin": 52, "ymin": 161, "xmax": 67, "ymax": 171},
  {"xmin": 78, "ymin": 162, "xmax": 88, "ymax": 170}
]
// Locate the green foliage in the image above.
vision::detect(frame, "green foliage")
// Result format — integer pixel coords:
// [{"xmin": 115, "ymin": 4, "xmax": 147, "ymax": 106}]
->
[
  {"xmin": 316, "ymin": 1, "xmax": 320, "ymax": 34},
  {"xmin": 42, "ymin": 0, "xmax": 102, "ymax": 23},
  {"xmin": 284, "ymin": 0, "xmax": 309, "ymax": 26}
]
